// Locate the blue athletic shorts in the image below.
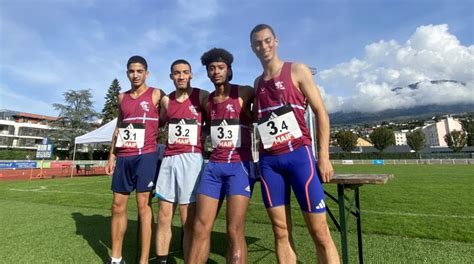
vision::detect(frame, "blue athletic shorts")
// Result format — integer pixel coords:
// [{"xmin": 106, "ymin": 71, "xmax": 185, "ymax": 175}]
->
[
  {"xmin": 111, "ymin": 152, "xmax": 159, "ymax": 193},
  {"xmin": 259, "ymin": 145, "xmax": 326, "ymax": 213},
  {"xmin": 197, "ymin": 161, "xmax": 257, "ymax": 200}
]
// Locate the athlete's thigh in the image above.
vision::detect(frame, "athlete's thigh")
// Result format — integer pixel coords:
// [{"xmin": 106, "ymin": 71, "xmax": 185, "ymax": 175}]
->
[
  {"xmin": 259, "ymin": 154, "xmax": 291, "ymax": 209},
  {"xmin": 111, "ymin": 155, "xmax": 135, "ymax": 193},
  {"xmin": 286, "ymin": 146, "xmax": 326, "ymax": 213},
  {"xmin": 155, "ymin": 156, "xmax": 177, "ymax": 202},
  {"xmin": 196, "ymin": 161, "xmax": 225, "ymax": 200},
  {"xmin": 225, "ymin": 161, "xmax": 256, "ymax": 198},
  {"xmin": 176, "ymin": 153, "xmax": 204, "ymax": 204},
  {"xmin": 136, "ymin": 152, "xmax": 159, "ymax": 192}
]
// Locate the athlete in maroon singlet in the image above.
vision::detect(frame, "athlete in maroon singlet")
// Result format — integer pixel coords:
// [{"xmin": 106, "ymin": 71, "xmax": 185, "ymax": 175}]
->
[
  {"xmin": 189, "ymin": 48, "xmax": 255, "ymax": 264},
  {"xmin": 251, "ymin": 24, "xmax": 340, "ymax": 264},
  {"xmin": 154, "ymin": 60, "xmax": 209, "ymax": 264},
  {"xmin": 105, "ymin": 56, "xmax": 164, "ymax": 264},
  {"xmin": 207, "ymin": 84, "xmax": 253, "ymax": 163}
]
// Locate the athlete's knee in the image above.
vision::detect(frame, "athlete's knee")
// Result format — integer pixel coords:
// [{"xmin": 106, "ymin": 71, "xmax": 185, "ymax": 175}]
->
[
  {"xmin": 310, "ymin": 224, "xmax": 333, "ymax": 247},
  {"xmin": 272, "ymin": 221, "xmax": 291, "ymax": 241},
  {"xmin": 192, "ymin": 217, "xmax": 211, "ymax": 238},
  {"xmin": 112, "ymin": 201, "xmax": 127, "ymax": 215},
  {"xmin": 227, "ymin": 222, "xmax": 245, "ymax": 241},
  {"xmin": 158, "ymin": 208, "xmax": 173, "ymax": 224}
]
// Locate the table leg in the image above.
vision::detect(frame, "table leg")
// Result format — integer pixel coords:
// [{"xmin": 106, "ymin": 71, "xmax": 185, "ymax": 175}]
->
[
  {"xmin": 355, "ymin": 187, "xmax": 364, "ymax": 264},
  {"xmin": 338, "ymin": 184, "xmax": 349, "ymax": 264}
]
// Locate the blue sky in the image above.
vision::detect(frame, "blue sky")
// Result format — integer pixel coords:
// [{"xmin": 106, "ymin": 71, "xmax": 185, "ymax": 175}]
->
[{"xmin": 1, "ymin": 0, "xmax": 473, "ymax": 116}]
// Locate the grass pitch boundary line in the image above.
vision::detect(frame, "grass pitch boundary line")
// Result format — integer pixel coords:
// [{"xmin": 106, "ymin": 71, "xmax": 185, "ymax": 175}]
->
[
  {"xmin": 363, "ymin": 209, "xmax": 474, "ymax": 219},
  {"xmin": 8, "ymin": 187, "xmax": 112, "ymax": 196}
]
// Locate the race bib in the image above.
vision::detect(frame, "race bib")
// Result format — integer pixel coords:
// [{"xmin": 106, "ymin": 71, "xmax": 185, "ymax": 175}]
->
[
  {"xmin": 116, "ymin": 123, "xmax": 145, "ymax": 148},
  {"xmin": 210, "ymin": 119, "xmax": 241, "ymax": 148},
  {"xmin": 168, "ymin": 118, "xmax": 198, "ymax": 146},
  {"xmin": 257, "ymin": 105, "xmax": 302, "ymax": 149}
]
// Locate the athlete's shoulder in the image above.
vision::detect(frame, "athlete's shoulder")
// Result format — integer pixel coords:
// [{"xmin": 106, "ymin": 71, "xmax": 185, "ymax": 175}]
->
[{"xmin": 291, "ymin": 62, "xmax": 312, "ymax": 76}]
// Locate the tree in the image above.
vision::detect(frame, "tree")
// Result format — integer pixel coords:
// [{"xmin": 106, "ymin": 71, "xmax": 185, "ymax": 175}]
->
[
  {"xmin": 406, "ymin": 130, "xmax": 426, "ymax": 153},
  {"xmin": 444, "ymin": 130, "xmax": 467, "ymax": 152},
  {"xmin": 335, "ymin": 130, "xmax": 358, "ymax": 152},
  {"xmin": 459, "ymin": 117, "xmax": 474, "ymax": 146},
  {"xmin": 369, "ymin": 127, "xmax": 395, "ymax": 152},
  {"xmin": 101, "ymin": 78, "xmax": 121, "ymax": 125},
  {"xmin": 50, "ymin": 89, "xmax": 98, "ymax": 158}
]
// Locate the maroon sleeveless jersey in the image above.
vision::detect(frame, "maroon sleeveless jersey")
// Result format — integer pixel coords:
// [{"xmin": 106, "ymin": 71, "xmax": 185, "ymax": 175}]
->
[
  {"xmin": 255, "ymin": 62, "xmax": 312, "ymax": 155},
  {"xmin": 208, "ymin": 84, "xmax": 252, "ymax": 162},
  {"xmin": 116, "ymin": 87, "xmax": 159, "ymax": 157},
  {"xmin": 164, "ymin": 88, "xmax": 204, "ymax": 156}
]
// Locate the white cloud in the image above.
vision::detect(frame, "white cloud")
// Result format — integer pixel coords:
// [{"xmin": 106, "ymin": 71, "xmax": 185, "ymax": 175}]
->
[{"xmin": 320, "ymin": 24, "xmax": 474, "ymax": 113}]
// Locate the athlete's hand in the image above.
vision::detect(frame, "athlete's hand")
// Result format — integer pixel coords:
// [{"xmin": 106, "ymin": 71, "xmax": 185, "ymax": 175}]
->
[
  {"xmin": 105, "ymin": 158, "xmax": 115, "ymax": 175},
  {"xmin": 317, "ymin": 157, "xmax": 334, "ymax": 183}
]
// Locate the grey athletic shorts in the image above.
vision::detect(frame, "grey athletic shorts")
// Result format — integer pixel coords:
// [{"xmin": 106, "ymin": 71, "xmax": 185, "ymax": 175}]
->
[{"xmin": 155, "ymin": 152, "xmax": 204, "ymax": 204}]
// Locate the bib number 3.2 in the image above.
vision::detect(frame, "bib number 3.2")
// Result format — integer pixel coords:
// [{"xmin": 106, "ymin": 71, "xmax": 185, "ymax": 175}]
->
[{"xmin": 168, "ymin": 118, "xmax": 198, "ymax": 146}]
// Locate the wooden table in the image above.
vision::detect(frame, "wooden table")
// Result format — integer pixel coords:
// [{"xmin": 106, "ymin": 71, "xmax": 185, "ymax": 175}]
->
[{"xmin": 325, "ymin": 173, "xmax": 394, "ymax": 264}]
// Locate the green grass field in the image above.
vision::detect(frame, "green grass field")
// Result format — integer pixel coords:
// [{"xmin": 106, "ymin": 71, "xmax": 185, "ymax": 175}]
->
[{"xmin": 0, "ymin": 164, "xmax": 473, "ymax": 263}]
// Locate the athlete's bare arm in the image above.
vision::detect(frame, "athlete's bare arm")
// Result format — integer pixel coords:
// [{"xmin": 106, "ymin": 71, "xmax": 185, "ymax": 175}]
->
[
  {"xmin": 238, "ymin": 85, "xmax": 254, "ymax": 118},
  {"xmin": 159, "ymin": 95, "xmax": 170, "ymax": 127},
  {"xmin": 105, "ymin": 93, "xmax": 124, "ymax": 175},
  {"xmin": 252, "ymin": 77, "xmax": 261, "ymax": 122},
  {"xmin": 199, "ymin": 89, "xmax": 210, "ymax": 117},
  {"xmin": 199, "ymin": 89, "xmax": 211, "ymax": 146},
  {"xmin": 292, "ymin": 63, "xmax": 334, "ymax": 182}
]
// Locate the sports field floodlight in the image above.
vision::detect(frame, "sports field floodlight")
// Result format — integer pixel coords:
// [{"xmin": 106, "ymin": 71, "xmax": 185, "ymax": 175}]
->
[{"xmin": 309, "ymin": 67, "xmax": 317, "ymax": 76}]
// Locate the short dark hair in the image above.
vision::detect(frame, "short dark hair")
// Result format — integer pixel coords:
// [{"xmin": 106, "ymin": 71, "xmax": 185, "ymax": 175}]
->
[
  {"xmin": 250, "ymin": 24, "xmax": 276, "ymax": 42},
  {"xmin": 170, "ymin": 59, "xmax": 192, "ymax": 73},
  {"xmin": 127, "ymin": 55, "xmax": 148, "ymax": 70},
  {"xmin": 201, "ymin": 48, "xmax": 234, "ymax": 81}
]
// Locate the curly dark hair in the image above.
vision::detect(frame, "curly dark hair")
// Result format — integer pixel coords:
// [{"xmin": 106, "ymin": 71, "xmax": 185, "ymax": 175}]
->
[{"xmin": 201, "ymin": 48, "xmax": 234, "ymax": 81}]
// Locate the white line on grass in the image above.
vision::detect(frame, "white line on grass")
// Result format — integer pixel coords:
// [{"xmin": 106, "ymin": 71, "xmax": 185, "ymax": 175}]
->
[
  {"xmin": 247, "ymin": 201, "xmax": 474, "ymax": 219},
  {"xmin": 8, "ymin": 188, "xmax": 111, "ymax": 196},
  {"xmin": 363, "ymin": 210, "xmax": 474, "ymax": 219}
]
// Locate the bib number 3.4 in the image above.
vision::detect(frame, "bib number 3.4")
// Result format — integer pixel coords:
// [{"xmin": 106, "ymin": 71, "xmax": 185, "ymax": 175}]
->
[{"xmin": 258, "ymin": 105, "xmax": 302, "ymax": 149}]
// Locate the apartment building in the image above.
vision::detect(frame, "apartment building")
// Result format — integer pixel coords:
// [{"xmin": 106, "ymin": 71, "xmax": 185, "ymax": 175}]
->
[
  {"xmin": 0, "ymin": 109, "xmax": 57, "ymax": 150},
  {"xmin": 422, "ymin": 116, "xmax": 463, "ymax": 147}
]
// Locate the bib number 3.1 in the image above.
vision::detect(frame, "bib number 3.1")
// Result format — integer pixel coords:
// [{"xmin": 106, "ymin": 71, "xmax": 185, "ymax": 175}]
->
[
  {"xmin": 116, "ymin": 123, "xmax": 145, "ymax": 148},
  {"xmin": 258, "ymin": 105, "xmax": 302, "ymax": 149}
]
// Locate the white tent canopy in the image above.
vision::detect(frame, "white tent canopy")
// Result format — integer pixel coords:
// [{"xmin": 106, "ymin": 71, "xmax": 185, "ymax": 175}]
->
[
  {"xmin": 71, "ymin": 118, "xmax": 117, "ymax": 176},
  {"xmin": 75, "ymin": 118, "xmax": 117, "ymax": 144}
]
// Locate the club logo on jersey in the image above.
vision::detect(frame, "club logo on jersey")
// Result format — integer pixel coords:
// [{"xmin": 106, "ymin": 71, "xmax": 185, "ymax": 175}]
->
[
  {"xmin": 189, "ymin": 105, "xmax": 198, "ymax": 116},
  {"xmin": 226, "ymin": 104, "xmax": 235, "ymax": 113},
  {"xmin": 275, "ymin": 81, "xmax": 285, "ymax": 90},
  {"xmin": 140, "ymin": 101, "xmax": 150, "ymax": 112}
]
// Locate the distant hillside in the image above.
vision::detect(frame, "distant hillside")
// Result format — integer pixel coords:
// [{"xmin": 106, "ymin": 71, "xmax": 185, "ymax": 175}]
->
[{"xmin": 329, "ymin": 103, "xmax": 474, "ymax": 125}]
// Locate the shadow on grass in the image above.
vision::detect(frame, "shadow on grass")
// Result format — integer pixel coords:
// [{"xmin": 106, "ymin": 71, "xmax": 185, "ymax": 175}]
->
[
  {"xmin": 72, "ymin": 212, "xmax": 140, "ymax": 263},
  {"xmin": 72, "ymin": 212, "xmax": 271, "ymax": 263},
  {"xmin": 166, "ymin": 227, "xmax": 267, "ymax": 263}
]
